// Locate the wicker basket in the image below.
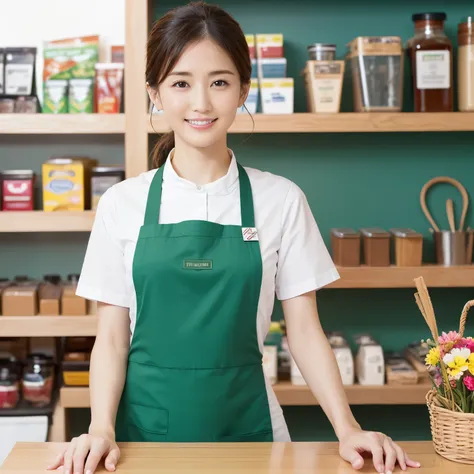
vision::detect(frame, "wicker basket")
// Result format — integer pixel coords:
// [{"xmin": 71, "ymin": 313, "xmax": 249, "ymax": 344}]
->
[{"xmin": 425, "ymin": 299, "xmax": 474, "ymax": 465}]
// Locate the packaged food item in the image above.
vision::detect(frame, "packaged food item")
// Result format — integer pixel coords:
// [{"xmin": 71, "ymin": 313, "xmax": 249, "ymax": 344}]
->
[
  {"xmin": 61, "ymin": 274, "xmax": 88, "ymax": 316},
  {"xmin": 263, "ymin": 345, "xmax": 278, "ymax": 385},
  {"xmin": 22, "ymin": 353, "xmax": 55, "ymax": 407},
  {"xmin": 404, "ymin": 341, "xmax": 432, "ymax": 383},
  {"xmin": 257, "ymin": 58, "xmax": 287, "ymax": 79},
  {"xmin": 385, "ymin": 352, "xmax": 419, "ymax": 385},
  {"xmin": 14, "ymin": 96, "xmax": 39, "ymax": 113},
  {"xmin": 360, "ymin": 227, "xmax": 391, "ymax": 267},
  {"xmin": 307, "ymin": 43, "xmax": 336, "ymax": 61},
  {"xmin": 245, "ymin": 35, "xmax": 256, "ymax": 59},
  {"xmin": 1, "ymin": 170, "xmax": 35, "ymax": 211},
  {"xmin": 237, "ymin": 78, "xmax": 258, "ymax": 115},
  {"xmin": 0, "ymin": 353, "xmax": 21, "ymax": 409},
  {"xmin": 260, "ymin": 78, "xmax": 294, "ymax": 114},
  {"xmin": 0, "ymin": 279, "xmax": 12, "ymax": 314},
  {"xmin": 407, "ymin": 13, "xmax": 453, "ymax": 112},
  {"xmin": 0, "ymin": 48, "xmax": 5, "ymax": 95},
  {"xmin": 458, "ymin": 17, "xmax": 474, "ymax": 111},
  {"xmin": 95, "ymin": 63, "xmax": 124, "ymax": 113},
  {"xmin": 111, "ymin": 45, "xmax": 125, "ymax": 64},
  {"xmin": 2, "ymin": 280, "xmax": 38, "ymax": 316},
  {"xmin": 327, "ymin": 332, "xmax": 354, "ymax": 385},
  {"xmin": 39, "ymin": 275, "xmax": 62, "ymax": 316},
  {"xmin": 256, "ymin": 34, "xmax": 284, "ymax": 59},
  {"xmin": 390, "ymin": 228, "xmax": 423, "ymax": 267},
  {"xmin": 43, "ymin": 80, "xmax": 68, "ymax": 113},
  {"xmin": 42, "ymin": 157, "xmax": 98, "ymax": 211},
  {"xmin": 4, "ymin": 47, "xmax": 37, "ymax": 96},
  {"xmin": 62, "ymin": 359, "xmax": 90, "ymax": 386},
  {"xmin": 69, "ymin": 78, "xmax": 94, "ymax": 113},
  {"xmin": 330, "ymin": 228, "xmax": 361, "ymax": 267},
  {"xmin": 347, "ymin": 36, "xmax": 403, "ymax": 112},
  {"xmin": 251, "ymin": 59, "xmax": 257, "ymax": 79},
  {"xmin": 354, "ymin": 334, "xmax": 385, "ymax": 386},
  {"xmin": 43, "ymin": 35, "xmax": 99, "ymax": 81},
  {"xmin": 0, "ymin": 98, "xmax": 15, "ymax": 113},
  {"xmin": 91, "ymin": 165, "xmax": 125, "ymax": 210},
  {"xmin": 304, "ymin": 60, "xmax": 345, "ymax": 113}
]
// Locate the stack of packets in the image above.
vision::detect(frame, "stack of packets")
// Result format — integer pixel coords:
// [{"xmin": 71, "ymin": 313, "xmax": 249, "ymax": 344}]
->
[{"xmin": 238, "ymin": 34, "xmax": 294, "ymax": 115}]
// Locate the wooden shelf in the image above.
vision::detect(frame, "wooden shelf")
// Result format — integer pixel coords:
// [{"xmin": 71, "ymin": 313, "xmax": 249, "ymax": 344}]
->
[
  {"xmin": 60, "ymin": 382, "xmax": 432, "ymax": 408},
  {"xmin": 0, "ymin": 114, "xmax": 125, "ymax": 134},
  {"xmin": 0, "ymin": 316, "xmax": 98, "ymax": 337},
  {"xmin": 148, "ymin": 112, "xmax": 474, "ymax": 134},
  {"xmin": 330, "ymin": 265, "xmax": 474, "ymax": 289},
  {"xmin": 0, "ymin": 211, "xmax": 95, "ymax": 232}
]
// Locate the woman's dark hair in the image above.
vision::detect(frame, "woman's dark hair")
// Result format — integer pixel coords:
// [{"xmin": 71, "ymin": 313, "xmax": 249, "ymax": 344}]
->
[{"xmin": 147, "ymin": 1, "xmax": 252, "ymax": 168}]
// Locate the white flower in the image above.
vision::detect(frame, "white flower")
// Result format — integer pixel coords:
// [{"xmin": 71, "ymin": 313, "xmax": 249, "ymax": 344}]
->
[{"xmin": 443, "ymin": 347, "xmax": 471, "ymax": 365}]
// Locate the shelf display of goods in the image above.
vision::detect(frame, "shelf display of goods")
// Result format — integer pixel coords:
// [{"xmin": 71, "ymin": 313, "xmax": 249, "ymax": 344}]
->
[{"xmin": 414, "ymin": 276, "xmax": 474, "ymax": 465}]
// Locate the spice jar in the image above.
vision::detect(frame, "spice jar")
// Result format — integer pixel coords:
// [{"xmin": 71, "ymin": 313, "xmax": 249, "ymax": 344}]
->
[
  {"xmin": 22, "ymin": 353, "xmax": 55, "ymax": 407},
  {"xmin": 347, "ymin": 36, "xmax": 403, "ymax": 112},
  {"xmin": 407, "ymin": 13, "xmax": 453, "ymax": 112},
  {"xmin": 458, "ymin": 17, "xmax": 474, "ymax": 111},
  {"xmin": 307, "ymin": 44, "xmax": 336, "ymax": 61},
  {"xmin": 360, "ymin": 228, "xmax": 391, "ymax": 266},
  {"xmin": 1, "ymin": 170, "xmax": 35, "ymax": 211},
  {"xmin": 330, "ymin": 228, "xmax": 361, "ymax": 266},
  {"xmin": 91, "ymin": 165, "xmax": 125, "ymax": 210},
  {"xmin": 390, "ymin": 228, "xmax": 423, "ymax": 267},
  {"xmin": 0, "ymin": 354, "xmax": 21, "ymax": 409}
]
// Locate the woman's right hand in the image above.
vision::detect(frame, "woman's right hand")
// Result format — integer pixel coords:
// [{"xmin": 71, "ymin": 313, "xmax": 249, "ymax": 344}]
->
[{"xmin": 47, "ymin": 432, "xmax": 121, "ymax": 474}]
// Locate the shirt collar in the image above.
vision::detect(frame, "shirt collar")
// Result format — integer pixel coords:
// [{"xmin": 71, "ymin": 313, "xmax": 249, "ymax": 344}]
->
[{"xmin": 161, "ymin": 148, "xmax": 239, "ymax": 196}]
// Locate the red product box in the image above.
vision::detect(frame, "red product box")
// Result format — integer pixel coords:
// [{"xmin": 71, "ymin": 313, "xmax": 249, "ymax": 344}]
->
[{"xmin": 1, "ymin": 170, "xmax": 35, "ymax": 211}]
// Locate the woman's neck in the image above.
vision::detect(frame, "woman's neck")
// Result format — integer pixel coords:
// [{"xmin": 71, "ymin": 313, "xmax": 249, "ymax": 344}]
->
[{"xmin": 170, "ymin": 139, "xmax": 231, "ymax": 186}]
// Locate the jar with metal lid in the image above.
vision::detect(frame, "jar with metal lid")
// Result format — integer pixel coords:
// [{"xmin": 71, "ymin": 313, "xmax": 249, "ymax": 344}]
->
[
  {"xmin": 330, "ymin": 228, "xmax": 361, "ymax": 266},
  {"xmin": 458, "ymin": 17, "xmax": 474, "ymax": 111},
  {"xmin": 307, "ymin": 43, "xmax": 336, "ymax": 61},
  {"xmin": 1, "ymin": 170, "xmax": 35, "ymax": 211},
  {"xmin": 360, "ymin": 228, "xmax": 391, "ymax": 266},
  {"xmin": 0, "ymin": 353, "xmax": 21, "ymax": 409},
  {"xmin": 390, "ymin": 228, "xmax": 423, "ymax": 267},
  {"xmin": 91, "ymin": 165, "xmax": 125, "ymax": 210},
  {"xmin": 22, "ymin": 353, "xmax": 55, "ymax": 407}
]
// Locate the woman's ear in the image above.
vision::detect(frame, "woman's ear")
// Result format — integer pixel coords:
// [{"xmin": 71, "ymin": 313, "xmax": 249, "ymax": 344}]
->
[
  {"xmin": 238, "ymin": 81, "xmax": 251, "ymax": 108},
  {"xmin": 146, "ymin": 82, "xmax": 163, "ymax": 111}
]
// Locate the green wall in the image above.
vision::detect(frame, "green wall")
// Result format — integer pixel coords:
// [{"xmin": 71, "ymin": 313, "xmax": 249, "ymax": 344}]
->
[{"xmin": 1, "ymin": 0, "xmax": 473, "ymax": 442}]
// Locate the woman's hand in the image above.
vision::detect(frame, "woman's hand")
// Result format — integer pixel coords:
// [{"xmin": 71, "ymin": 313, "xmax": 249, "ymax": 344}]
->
[
  {"xmin": 47, "ymin": 431, "xmax": 120, "ymax": 474},
  {"xmin": 338, "ymin": 429, "xmax": 421, "ymax": 473}
]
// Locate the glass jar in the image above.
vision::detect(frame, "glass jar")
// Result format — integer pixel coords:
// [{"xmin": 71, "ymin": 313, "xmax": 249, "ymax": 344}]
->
[
  {"xmin": 458, "ymin": 17, "xmax": 474, "ymax": 111},
  {"xmin": 0, "ymin": 354, "xmax": 21, "ymax": 409},
  {"xmin": 22, "ymin": 353, "xmax": 55, "ymax": 407},
  {"xmin": 407, "ymin": 12, "xmax": 453, "ymax": 112}
]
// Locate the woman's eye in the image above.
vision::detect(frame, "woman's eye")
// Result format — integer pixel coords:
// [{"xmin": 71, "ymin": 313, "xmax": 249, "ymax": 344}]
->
[
  {"xmin": 213, "ymin": 80, "xmax": 228, "ymax": 87},
  {"xmin": 172, "ymin": 81, "xmax": 188, "ymax": 88}
]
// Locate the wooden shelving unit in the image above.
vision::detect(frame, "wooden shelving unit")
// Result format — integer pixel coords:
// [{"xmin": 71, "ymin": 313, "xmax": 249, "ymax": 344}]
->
[
  {"xmin": 0, "ymin": 114, "xmax": 125, "ymax": 134},
  {"xmin": 0, "ymin": 211, "xmax": 95, "ymax": 232},
  {"xmin": 149, "ymin": 112, "xmax": 474, "ymax": 134},
  {"xmin": 60, "ymin": 382, "xmax": 432, "ymax": 408},
  {"xmin": 0, "ymin": 316, "xmax": 97, "ymax": 337}
]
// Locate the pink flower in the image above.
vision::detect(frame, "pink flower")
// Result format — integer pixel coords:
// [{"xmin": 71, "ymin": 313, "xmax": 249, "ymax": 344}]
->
[
  {"xmin": 439, "ymin": 331, "xmax": 460, "ymax": 344},
  {"xmin": 463, "ymin": 376, "xmax": 474, "ymax": 391},
  {"xmin": 434, "ymin": 369, "xmax": 443, "ymax": 388}
]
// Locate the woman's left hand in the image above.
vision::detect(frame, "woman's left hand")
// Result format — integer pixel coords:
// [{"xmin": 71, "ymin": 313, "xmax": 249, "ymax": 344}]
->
[{"xmin": 338, "ymin": 429, "xmax": 421, "ymax": 473}]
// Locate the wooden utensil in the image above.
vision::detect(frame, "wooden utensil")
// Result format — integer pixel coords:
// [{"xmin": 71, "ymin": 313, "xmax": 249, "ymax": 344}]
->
[
  {"xmin": 446, "ymin": 199, "xmax": 456, "ymax": 232},
  {"xmin": 420, "ymin": 176, "xmax": 469, "ymax": 231}
]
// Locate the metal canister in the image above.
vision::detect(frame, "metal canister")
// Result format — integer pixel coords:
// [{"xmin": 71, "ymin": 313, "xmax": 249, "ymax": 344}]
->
[
  {"xmin": 91, "ymin": 165, "xmax": 125, "ymax": 210},
  {"xmin": 307, "ymin": 43, "xmax": 337, "ymax": 61}
]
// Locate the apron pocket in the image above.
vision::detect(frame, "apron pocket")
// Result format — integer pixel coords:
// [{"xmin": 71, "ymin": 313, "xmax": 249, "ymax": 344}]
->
[
  {"xmin": 128, "ymin": 402, "xmax": 169, "ymax": 438},
  {"xmin": 219, "ymin": 429, "xmax": 273, "ymax": 442}
]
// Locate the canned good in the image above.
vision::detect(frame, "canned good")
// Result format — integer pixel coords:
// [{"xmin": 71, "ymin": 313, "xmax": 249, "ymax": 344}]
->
[
  {"xmin": 91, "ymin": 166, "xmax": 125, "ymax": 210},
  {"xmin": 307, "ymin": 43, "xmax": 336, "ymax": 61},
  {"xmin": 1, "ymin": 170, "xmax": 35, "ymax": 211},
  {"xmin": 22, "ymin": 353, "xmax": 55, "ymax": 407}
]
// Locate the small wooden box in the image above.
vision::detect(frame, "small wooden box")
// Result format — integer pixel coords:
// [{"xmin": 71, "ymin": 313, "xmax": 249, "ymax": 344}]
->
[
  {"xmin": 330, "ymin": 228, "xmax": 361, "ymax": 267},
  {"xmin": 390, "ymin": 228, "xmax": 423, "ymax": 267},
  {"xmin": 360, "ymin": 228, "xmax": 391, "ymax": 267}
]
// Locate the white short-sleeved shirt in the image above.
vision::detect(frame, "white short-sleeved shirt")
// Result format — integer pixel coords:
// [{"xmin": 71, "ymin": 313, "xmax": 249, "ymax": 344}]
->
[{"xmin": 77, "ymin": 149, "xmax": 340, "ymax": 442}]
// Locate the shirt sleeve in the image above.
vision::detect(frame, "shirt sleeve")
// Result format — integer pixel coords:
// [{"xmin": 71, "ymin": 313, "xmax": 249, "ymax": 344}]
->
[
  {"xmin": 275, "ymin": 182, "xmax": 340, "ymax": 301},
  {"xmin": 76, "ymin": 186, "xmax": 131, "ymax": 308}
]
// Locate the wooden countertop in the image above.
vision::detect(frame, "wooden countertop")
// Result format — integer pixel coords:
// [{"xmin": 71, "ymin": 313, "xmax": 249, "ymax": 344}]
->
[{"xmin": 1, "ymin": 441, "xmax": 472, "ymax": 473}]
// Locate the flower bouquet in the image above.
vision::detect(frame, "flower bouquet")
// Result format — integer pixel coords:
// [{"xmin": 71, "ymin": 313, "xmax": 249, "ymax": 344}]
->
[{"xmin": 414, "ymin": 276, "xmax": 474, "ymax": 464}]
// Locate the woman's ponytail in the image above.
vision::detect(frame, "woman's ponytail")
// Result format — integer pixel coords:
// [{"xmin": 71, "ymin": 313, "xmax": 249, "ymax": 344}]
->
[{"xmin": 151, "ymin": 131, "xmax": 175, "ymax": 168}]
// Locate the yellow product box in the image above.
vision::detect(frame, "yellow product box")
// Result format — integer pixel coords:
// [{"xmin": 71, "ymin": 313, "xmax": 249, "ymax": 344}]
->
[
  {"xmin": 256, "ymin": 34, "xmax": 284, "ymax": 58},
  {"xmin": 42, "ymin": 157, "xmax": 97, "ymax": 211}
]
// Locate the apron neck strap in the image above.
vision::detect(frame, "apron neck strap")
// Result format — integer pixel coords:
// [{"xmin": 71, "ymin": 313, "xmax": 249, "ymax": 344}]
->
[{"xmin": 144, "ymin": 160, "xmax": 255, "ymax": 228}]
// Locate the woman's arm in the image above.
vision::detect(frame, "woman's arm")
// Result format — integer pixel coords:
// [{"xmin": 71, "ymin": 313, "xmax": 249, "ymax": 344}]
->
[
  {"xmin": 88, "ymin": 302, "xmax": 131, "ymax": 438},
  {"xmin": 282, "ymin": 291, "xmax": 420, "ymax": 474}
]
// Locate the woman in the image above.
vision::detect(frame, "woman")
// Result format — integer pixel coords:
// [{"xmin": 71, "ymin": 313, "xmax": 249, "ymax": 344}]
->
[{"xmin": 48, "ymin": 2, "xmax": 421, "ymax": 474}]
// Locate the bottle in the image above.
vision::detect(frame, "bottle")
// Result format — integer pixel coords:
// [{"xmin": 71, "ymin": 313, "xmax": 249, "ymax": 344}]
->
[
  {"xmin": 458, "ymin": 17, "xmax": 474, "ymax": 111},
  {"xmin": 407, "ymin": 12, "xmax": 453, "ymax": 112}
]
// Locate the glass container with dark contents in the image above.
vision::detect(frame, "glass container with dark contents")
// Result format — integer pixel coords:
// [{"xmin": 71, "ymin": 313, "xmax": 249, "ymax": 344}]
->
[
  {"xmin": 0, "ymin": 354, "xmax": 21, "ymax": 409},
  {"xmin": 407, "ymin": 13, "xmax": 453, "ymax": 112},
  {"xmin": 22, "ymin": 353, "xmax": 55, "ymax": 407}
]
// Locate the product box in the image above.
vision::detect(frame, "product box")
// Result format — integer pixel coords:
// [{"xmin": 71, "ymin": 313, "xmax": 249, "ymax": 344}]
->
[
  {"xmin": 256, "ymin": 34, "xmax": 284, "ymax": 59},
  {"xmin": 61, "ymin": 285, "xmax": 88, "ymax": 316},
  {"xmin": 245, "ymin": 34, "xmax": 256, "ymax": 59},
  {"xmin": 257, "ymin": 58, "xmax": 287, "ymax": 79},
  {"xmin": 42, "ymin": 157, "xmax": 97, "ymax": 211},
  {"xmin": 237, "ymin": 78, "xmax": 259, "ymax": 114},
  {"xmin": 260, "ymin": 78, "xmax": 294, "ymax": 114},
  {"xmin": 2, "ymin": 283, "xmax": 38, "ymax": 316}
]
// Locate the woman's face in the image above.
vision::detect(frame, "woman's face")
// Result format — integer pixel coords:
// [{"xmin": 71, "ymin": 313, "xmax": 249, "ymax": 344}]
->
[{"xmin": 149, "ymin": 39, "xmax": 249, "ymax": 151}]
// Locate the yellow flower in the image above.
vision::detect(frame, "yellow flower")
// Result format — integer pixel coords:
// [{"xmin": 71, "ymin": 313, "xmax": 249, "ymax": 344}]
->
[
  {"xmin": 443, "ymin": 348, "xmax": 470, "ymax": 380},
  {"xmin": 468, "ymin": 353, "xmax": 474, "ymax": 376},
  {"xmin": 425, "ymin": 346, "xmax": 440, "ymax": 366}
]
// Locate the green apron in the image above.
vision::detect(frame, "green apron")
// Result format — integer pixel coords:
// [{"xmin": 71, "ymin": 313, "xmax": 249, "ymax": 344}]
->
[{"xmin": 115, "ymin": 160, "xmax": 274, "ymax": 442}]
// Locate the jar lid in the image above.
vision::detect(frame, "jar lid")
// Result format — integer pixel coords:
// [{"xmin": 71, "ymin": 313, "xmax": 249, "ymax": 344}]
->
[
  {"xmin": 67, "ymin": 273, "xmax": 80, "ymax": 283},
  {"xmin": 43, "ymin": 274, "xmax": 62, "ymax": 285},
  {"xmin": 1, "ymin": 170, "xmax": 34, "ymax": 178},
  {"xmin": 389, "ymin": 228, "xmax": 423, "ymax": 238},
  {"xmin": 26, "ymin": 353, "xmax": 54, "ymax": 364},
  {"xmin": 92, "ymin": 166, "xmax": 125, "ymax": 173},
  {"xmin": 331, "ymin": 228, "xmax": 360, "ymax": 238},
  {"xmin": 412, "ymin": 12, "xmax": 447, "ymax": 22},
  {"xmin": 307, "ymin": 43, "xmax": 336, "ymax": 52},
  {"xmin": 360, "ymin": 227, "xmax": 390, "ymax": 238}
]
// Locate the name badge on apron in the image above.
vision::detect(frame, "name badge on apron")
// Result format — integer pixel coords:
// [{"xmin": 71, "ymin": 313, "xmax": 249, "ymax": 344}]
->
[{"xmin": 242, "ymin": 227, "xmax": 259, "ymax": 241}]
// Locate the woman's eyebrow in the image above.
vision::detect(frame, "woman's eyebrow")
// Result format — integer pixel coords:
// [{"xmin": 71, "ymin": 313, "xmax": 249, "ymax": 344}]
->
[{"xmin": 169, "ymin": 70, "xmax": 235, "ymax": 76}]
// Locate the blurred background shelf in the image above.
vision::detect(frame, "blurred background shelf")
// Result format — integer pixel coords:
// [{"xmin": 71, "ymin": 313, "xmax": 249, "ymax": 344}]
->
[
  {"xmin": 0, "ymin": 316, "xmax": 98, "ymax": 337},
  {"xmin": 0, "ymin": 211, "xmax": 96, "ymax": 232}
]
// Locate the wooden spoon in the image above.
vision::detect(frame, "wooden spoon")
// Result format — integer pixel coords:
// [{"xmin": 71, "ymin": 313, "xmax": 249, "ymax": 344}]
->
[{"xmin": 446, "ymin": 199, "xmax": 456, "ymax": 232}]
